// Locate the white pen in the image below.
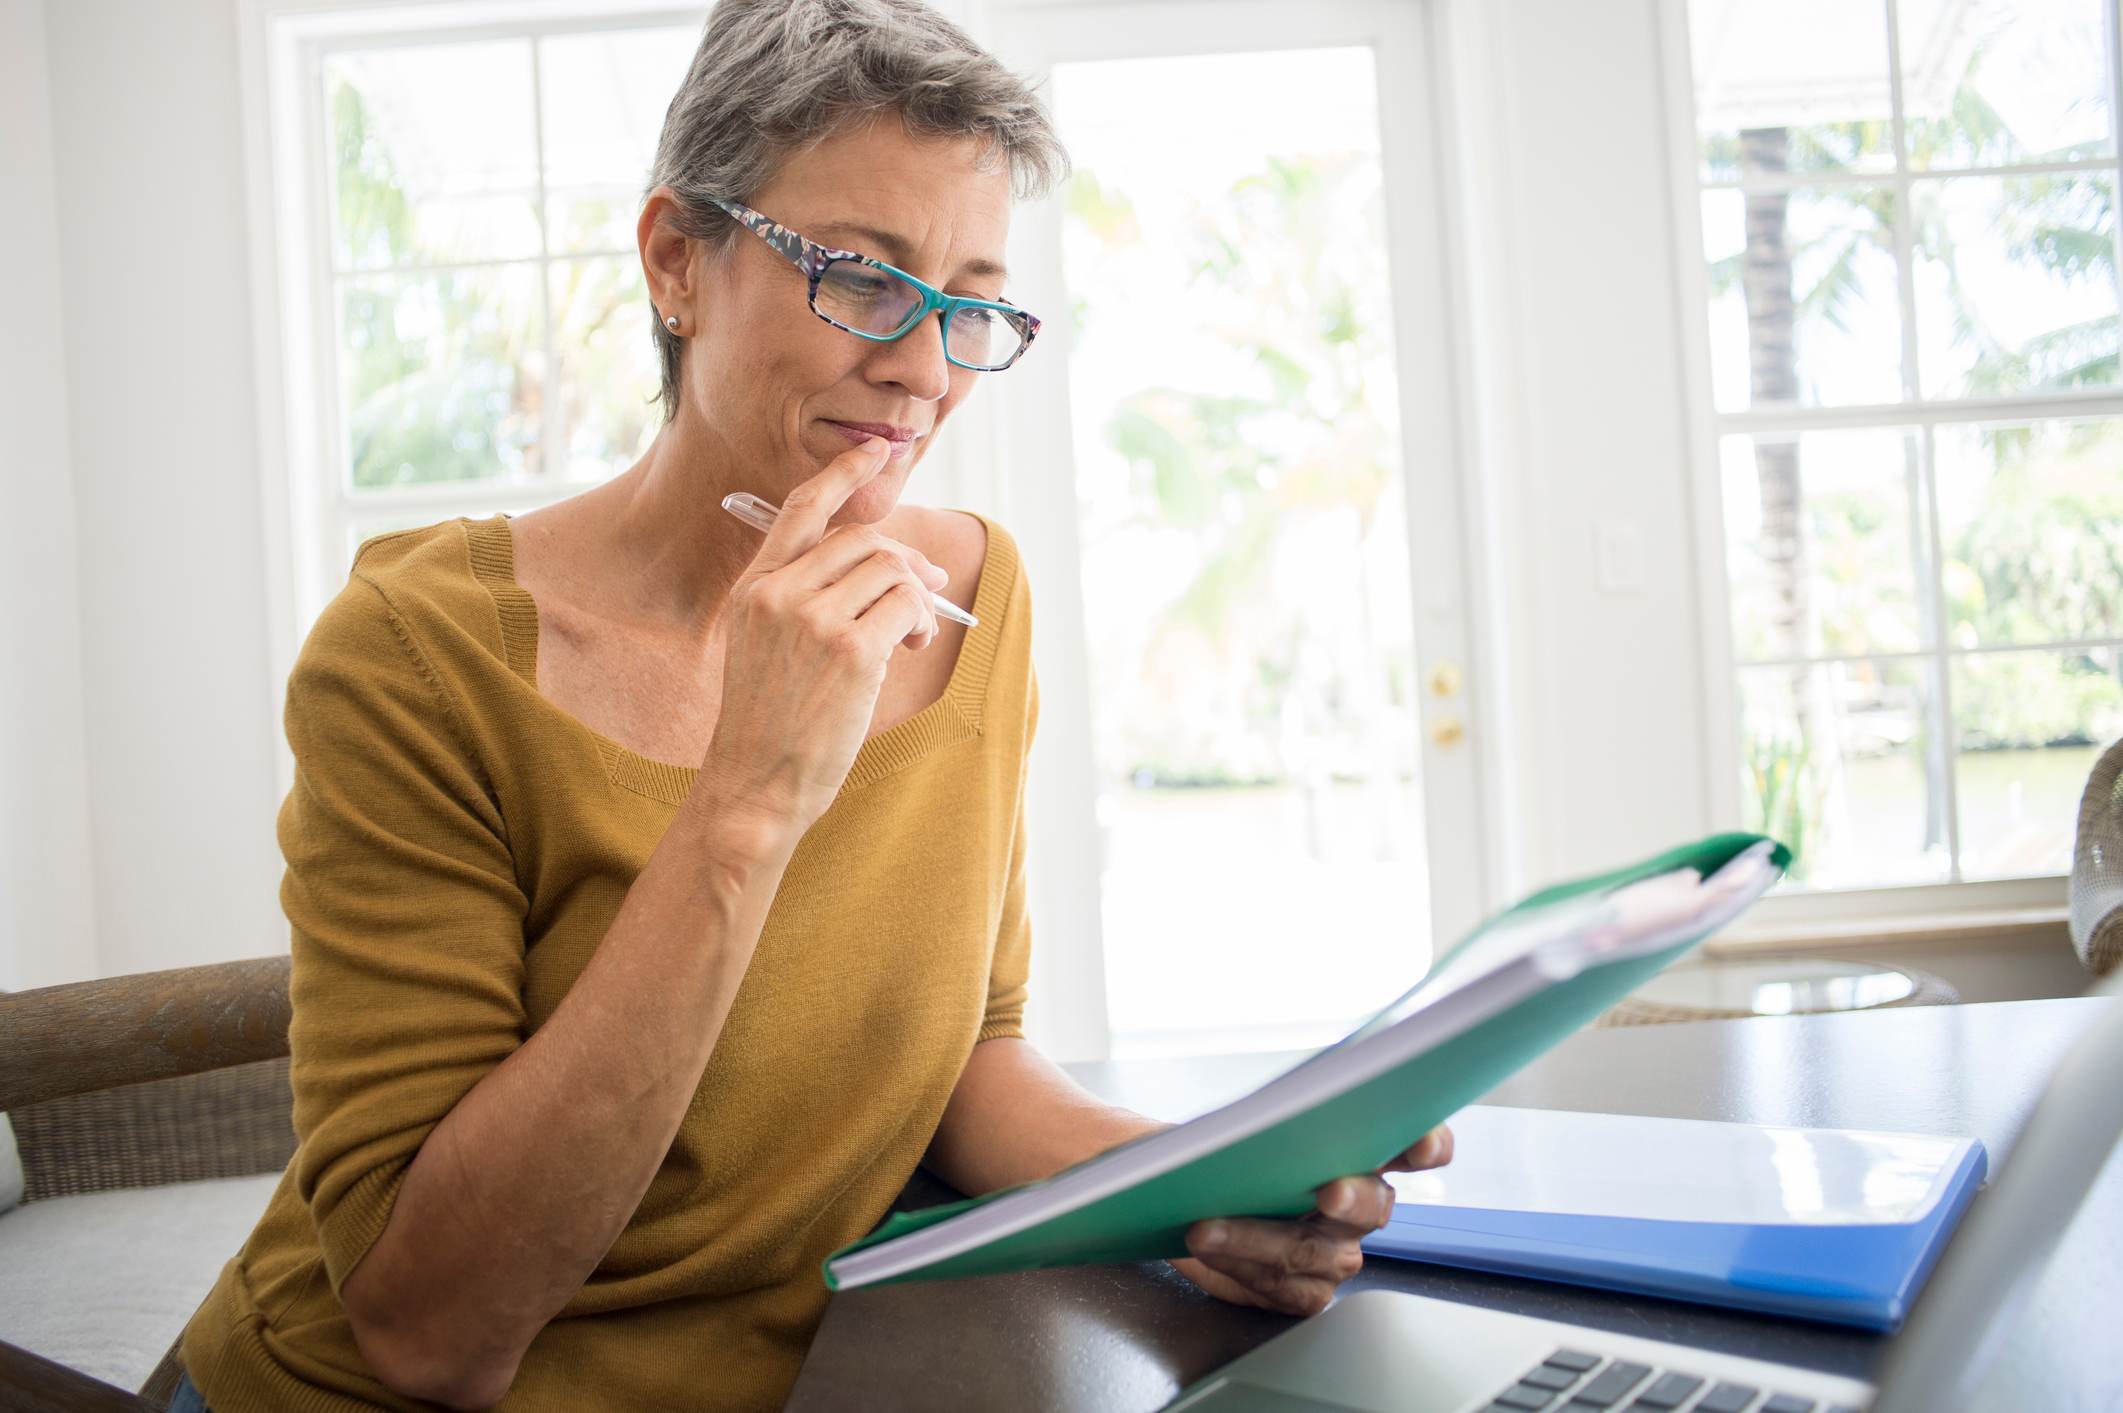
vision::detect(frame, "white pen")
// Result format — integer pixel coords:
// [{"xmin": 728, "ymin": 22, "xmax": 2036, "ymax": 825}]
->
[{"xmin": 720, "ymin": 491, "xmax": 980, "ymax": 629}]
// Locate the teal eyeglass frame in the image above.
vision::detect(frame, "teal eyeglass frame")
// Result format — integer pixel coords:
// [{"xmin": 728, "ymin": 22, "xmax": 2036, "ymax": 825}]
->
[{"xmin": 705, "ymin": 194, "xmax": 1040, "ymax": 371}]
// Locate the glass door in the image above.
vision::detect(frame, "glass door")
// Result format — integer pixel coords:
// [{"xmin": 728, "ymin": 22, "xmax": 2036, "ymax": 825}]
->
[{"xmin": 992, "ymin": 0, "xmax": 1483, "ymax": 1057}]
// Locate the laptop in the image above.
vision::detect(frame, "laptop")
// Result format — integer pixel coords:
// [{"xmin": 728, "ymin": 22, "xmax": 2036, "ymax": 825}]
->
[{"xmin": 1161, "ymin": 969, "xmax": 2123, "ymax": 1413}]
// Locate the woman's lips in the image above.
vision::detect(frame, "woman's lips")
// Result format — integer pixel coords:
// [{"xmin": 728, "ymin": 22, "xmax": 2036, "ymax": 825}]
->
[{"xmin": 823, "ymin": 419, "xmax": 919, "ymax": 458}]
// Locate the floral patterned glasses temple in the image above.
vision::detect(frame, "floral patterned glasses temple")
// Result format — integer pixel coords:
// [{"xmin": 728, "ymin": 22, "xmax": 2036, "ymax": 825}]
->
[{"xmin": 705, "ymin": 194, "xmax": 1040, "ymax": 372}]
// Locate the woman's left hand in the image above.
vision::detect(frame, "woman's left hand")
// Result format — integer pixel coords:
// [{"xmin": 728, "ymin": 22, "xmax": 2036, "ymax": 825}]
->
[{"xmin": 1170, "ymin": 1125, "xmax": 1455, "ymax": 1317}]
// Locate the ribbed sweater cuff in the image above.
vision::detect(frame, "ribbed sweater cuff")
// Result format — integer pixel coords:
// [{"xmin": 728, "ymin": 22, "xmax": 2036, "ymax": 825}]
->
[
  {"xmin": 316, "ymin": 1160, "xmax": 407, "ymax": 1298},
  {"xmin": 218, "ymin": 1317, "xmax": 417, "ymax": 1413}
]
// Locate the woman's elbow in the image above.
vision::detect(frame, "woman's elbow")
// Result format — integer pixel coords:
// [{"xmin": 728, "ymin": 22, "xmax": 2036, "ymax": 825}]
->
[{"xmin": 345, "ymin": 1285, "xmax": 520, "ymax": 1409}]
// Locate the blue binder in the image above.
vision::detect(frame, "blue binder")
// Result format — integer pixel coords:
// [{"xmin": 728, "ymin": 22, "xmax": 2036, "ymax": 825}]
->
[{"xmin": 1360, "ymin": 1106, "xmax": 1987, "ymax": 1331}]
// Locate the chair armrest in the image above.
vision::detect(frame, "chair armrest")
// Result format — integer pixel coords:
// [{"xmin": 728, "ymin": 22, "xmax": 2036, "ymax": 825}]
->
[
  {"xmin": 0, "ymin": 957, "xmax": 291, "ymax": 1111},
  {"xmin": 0, "ymin": 1336, "xmax": 156, "ymax": 1411}
]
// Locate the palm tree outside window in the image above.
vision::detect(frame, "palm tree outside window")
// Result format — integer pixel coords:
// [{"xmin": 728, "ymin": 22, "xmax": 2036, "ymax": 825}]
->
[{"xmin": 1686, "ymin": 0, "xmax": 2122, "ymax": 890}]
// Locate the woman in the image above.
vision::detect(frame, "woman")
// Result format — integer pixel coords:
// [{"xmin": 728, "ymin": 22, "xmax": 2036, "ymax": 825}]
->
[{"xmin": 174, "ymin": 1, "xmax": 1451, "ymax": 1408}]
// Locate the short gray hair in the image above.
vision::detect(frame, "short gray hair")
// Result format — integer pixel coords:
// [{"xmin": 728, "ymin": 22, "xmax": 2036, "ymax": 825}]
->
[{"xmin": 642, "ymin": 0, "xmax": 1070, "ymax": 425}]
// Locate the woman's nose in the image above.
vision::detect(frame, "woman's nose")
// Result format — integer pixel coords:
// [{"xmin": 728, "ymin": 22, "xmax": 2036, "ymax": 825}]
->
[{"xmin": 866, "ymin": 313, "xmax": 952, "ymax": 402}]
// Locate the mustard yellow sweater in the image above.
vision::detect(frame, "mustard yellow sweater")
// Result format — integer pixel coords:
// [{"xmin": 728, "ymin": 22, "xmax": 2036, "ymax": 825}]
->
[{"xmin": 181, "ymin": 510, "xmax": 1036, "ymax": 1411}]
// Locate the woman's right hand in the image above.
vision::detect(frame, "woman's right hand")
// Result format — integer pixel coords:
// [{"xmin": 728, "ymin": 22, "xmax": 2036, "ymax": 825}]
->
[{"xmin": 692, "ymin": 436, "xmax": 950, "ymax": 841}]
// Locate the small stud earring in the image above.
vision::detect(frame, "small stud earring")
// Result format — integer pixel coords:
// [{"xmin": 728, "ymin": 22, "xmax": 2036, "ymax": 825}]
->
[{"xmin": 664, "ymin": 314, "xmax": 680, "ymax": 332}]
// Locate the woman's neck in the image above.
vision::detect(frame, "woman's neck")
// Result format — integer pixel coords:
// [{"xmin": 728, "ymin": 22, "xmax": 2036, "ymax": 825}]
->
[{"xmin": 558, "ymin": 419, "xmax": 761, "ymax": 645}]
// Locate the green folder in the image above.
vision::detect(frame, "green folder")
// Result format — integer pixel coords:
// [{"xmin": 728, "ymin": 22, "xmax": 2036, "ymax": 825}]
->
[{"xmin": 823, "ymin": 832, "xmax": 1790, "ymax": 1292}]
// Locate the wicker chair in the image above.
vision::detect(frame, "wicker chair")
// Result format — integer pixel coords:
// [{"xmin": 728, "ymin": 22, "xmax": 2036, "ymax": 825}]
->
[
  {"xmin": 2071, "ymin": 735, "xmax": 2123, "ymax": 977},
  {"xmin": 0, "ymin": 957, "xmax": 295, "ymax": 1411}
]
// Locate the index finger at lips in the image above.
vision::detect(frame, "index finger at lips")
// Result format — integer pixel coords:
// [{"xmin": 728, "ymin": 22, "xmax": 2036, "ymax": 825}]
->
[{"xmin": 750, "ymin": 438, "xmax": 892, "ymax": 573}]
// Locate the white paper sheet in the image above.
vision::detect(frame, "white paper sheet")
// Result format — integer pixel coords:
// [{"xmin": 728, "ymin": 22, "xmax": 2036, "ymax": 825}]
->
[{"xmin": 1385, "ymin": 1105, "xmax": 1974, "ymax": 1226}]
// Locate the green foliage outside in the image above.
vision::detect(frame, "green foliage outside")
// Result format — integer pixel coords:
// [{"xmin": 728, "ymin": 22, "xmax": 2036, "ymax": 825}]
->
[
  {"xmin": 332, "ymin": 75, "xmax": 658, "ymax": 494},
  {"xmin": 1707, "ymin": 40, "xmax": 2123, "ymax": 878},
  {"xmin": 333, "ymin": 77, "xmax": 542, "ymax": 488},
  {"xmin": 1742, "ymin": 729, "xmax": 1817, "ymax": 875},
  {"xmin": 1067, "ymin": 155, "xmax": 1409, "ymax": 789}
]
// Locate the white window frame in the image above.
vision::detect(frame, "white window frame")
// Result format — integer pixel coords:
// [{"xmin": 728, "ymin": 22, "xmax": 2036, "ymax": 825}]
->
[
  {"xmin": 1656, "ymin": 0, "xmax": 2123, "ymax": 931},
  {"xmin": 239, "ymin": 0, "xmax": 711, "ymax": 804}
]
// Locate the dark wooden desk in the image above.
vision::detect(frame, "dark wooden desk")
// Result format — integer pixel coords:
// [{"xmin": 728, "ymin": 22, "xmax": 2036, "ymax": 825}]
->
[{"xmin": 785, "ymin": 998, "xmax": 2122, "ymax": 1412}]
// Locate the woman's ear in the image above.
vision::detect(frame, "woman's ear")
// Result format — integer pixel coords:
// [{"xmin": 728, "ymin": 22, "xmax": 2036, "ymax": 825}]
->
[{"xmin": 639, "ymin": 186, "xmax": 700, "ymax": 323}]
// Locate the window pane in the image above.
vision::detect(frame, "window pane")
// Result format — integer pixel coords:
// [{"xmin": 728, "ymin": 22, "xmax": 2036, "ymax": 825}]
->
[
  {"xmin": 1052, "ymin": 47, "xmax": 1431, "ymax": 1056},
  {"xmin": 550, "ymin": 257, "xmax": 662, "ymax": 481},
  {"xmin": 325, "ymin": 42, "xmax": 541, "ymax": 271},
  {"xmin": 1689, "ymin": 0, "xmax": 1896, "ymax": 181},
  {"xmin": 1912, "ymin": 173, "xmax": 2120, "ymax": 398},
  {"xmin": 1937, "ymin": 417, "xmax": 2123, "ymax": 647},
  {"xmin": 1899, "ymin": 0, "xmax": 2115, "ymax": 169},
  {"xmin": 1096, "ymin": 780, "xmax": 1429, "ymax": 1057},
  {"xmin": 539, "ymin": 26, "xmax": 698, "ymax": 254},
  {"xmin": 339, "ymin": 265, "xmax": 545, "ymax": 490},
  {"xmin": 1737, "ymin": 658, "xmax": 1952, "ymax": 888},
  {"xmin": 547, "ymin": 190, "xmax": 644, "ymax": 257},
  {"xmin": 1954, "ymin": 648, "xmax": 2123, "ymax": 878},
  {"xmin": 1721, "ymin": 428, "xmax": 1926, "ymax": 661},
  {"xmin": 1701, "ymin": 186, "xmax": 1905, "ymax": 411}
]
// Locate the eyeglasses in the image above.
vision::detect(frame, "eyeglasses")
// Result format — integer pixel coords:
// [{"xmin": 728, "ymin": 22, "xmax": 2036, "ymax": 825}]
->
[{"xmin": 705, "ymin": 195, "xmax": 1040, "ymax": 372}]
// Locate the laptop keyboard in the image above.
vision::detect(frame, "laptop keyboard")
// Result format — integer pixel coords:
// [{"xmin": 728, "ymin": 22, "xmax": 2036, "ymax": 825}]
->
[{"xmin": 1481, "ymin": 1348, "xmax": 1864, "ymax": 1413}]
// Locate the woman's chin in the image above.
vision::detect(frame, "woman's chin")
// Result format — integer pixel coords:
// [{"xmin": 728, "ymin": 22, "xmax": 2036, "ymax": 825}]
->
[{"xmin": 827, "ymin": 467, "xmax": 907, "ymax": 523}]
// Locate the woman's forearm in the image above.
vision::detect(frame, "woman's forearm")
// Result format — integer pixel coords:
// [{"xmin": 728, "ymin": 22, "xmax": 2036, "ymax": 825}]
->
[
  {"xmin": 923, "ymin": 1037, "xmax": 1171, "ymax": 1197},
  {"xmin": 338, "ymin": 793, "xmax": 798, "ymax": 1409}
]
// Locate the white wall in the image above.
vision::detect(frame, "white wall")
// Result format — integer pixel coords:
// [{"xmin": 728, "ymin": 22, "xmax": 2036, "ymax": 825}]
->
[
  {"xmin": 1443, "ymin": 0, "xmax": 1720, "ymax": 900},
  {"xmin": 0, "ymin": 0, "xmax": 100, "ymax": 991},
  {"xmin": 12, "ymin": 0, "xmax": 288, "ymax": 986}
]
